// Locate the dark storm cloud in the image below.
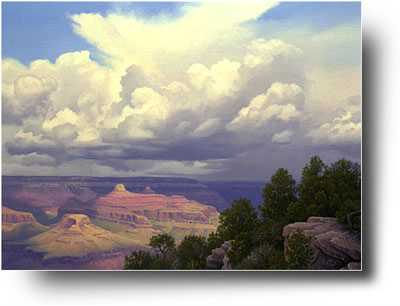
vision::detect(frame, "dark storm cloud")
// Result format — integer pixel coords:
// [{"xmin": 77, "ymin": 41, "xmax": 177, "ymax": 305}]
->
[{"xmin": 45, "ymin": 131, "xmax": 255, "ymax": 162}]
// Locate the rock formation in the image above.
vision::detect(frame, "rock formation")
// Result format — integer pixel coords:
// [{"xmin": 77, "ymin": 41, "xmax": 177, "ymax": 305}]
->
[
  {"xmin": 2, "ymin": 206, "xmax": 48, "ymax": 240},
  {"xmin": 206, "ymin": 241, "xmax": 232, "ymax": 270},
  {"xmin": 3, "ymin": 183, "xmax": 221, "ymax": 265},
  {"xmin": 283, "ymin": 217, "xmax": 361, "ymax": 270},
  {"xmin": 114, "ymin": 183, "xmax": 127, "ymax": 192},
  {"xmin": 2, "ymin": 176, "xmax": 233, "ymax": 212},
  {"xmin": 3, "ymin": 206, "xmax": 36, "ymax": 223},
  {"xmin": 94, "ymin": 184, "xmax": 219, "ymax": 227},
  {"xmin": 28, "ymin": 214, "xmax": 142, "ymax": 258}
]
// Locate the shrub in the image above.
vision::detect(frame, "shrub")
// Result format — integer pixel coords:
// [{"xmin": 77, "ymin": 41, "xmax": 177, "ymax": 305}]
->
[
  {"xmin": 217, "ymin": 198, "xmax": 259, "ymax": 241},
  {"xmin": 285, "ymin": 230, "xmax": 314, "ymax": 269},
  {"xmin": 176, "ymin": 235, "xmax": 209, "ymax": 269},
  {"xmin": 206, "ymin": 231, "xmax": 224, "ymax": 253},
  {"xmin": 324, "ymin": 159, "xmax": 361, "ymax": 224},
  {"xmin": 124, "ymin": 250, "xmax": 158, "ymax": 270},
  {"xmin": 236, "ymin": 243, "xmax": 286, "ymax": 270},
  {"xmin": 216, "ymin": 198, "xmax": 259, "ymax": 266},
  {"xmin": 124, "ymin": 250, "xmax": 175, "ymax": 270},
  {"xmin": 149, "ymin": 233, "xmax": 176, "ymax": 260},
  {"xmin": 261, "ymin": 168, "xmax": 297, "ymax": 225}
]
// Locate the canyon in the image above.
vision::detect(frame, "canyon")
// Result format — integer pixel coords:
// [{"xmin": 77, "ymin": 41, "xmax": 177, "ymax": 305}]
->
[
  {"xmin": 2, "ymin": 176, "xmax": 265, "ymax": 269},
  {"xmin": 2, "ymin": 176, "xmax": 264, "ymax": 213},
  {"xmin": 2, "ymin": 177, "xmax": 230, "ymax": 269}
]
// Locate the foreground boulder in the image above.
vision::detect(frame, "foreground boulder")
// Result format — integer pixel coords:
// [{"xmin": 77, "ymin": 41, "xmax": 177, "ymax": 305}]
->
[
  {"xmin": 283, "ymin": 217, "xmax": 361, "ymax": 270},
  {"xmin": 206, "ymin": 241, "xmax": 232, "ymax": 270}
]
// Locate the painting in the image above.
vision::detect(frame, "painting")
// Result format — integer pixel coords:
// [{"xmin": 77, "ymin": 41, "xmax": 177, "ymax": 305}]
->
[{"xmin": 1, "ymin": 1, "xmax": 361, "ymax": 270}]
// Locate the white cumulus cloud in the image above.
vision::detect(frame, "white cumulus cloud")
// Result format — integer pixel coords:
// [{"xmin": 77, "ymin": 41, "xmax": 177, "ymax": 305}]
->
[
  {"xmin": 227, "ymin": 82, "xmax": 304, "ymax": 132},
  {"xmin": 308, "ymin": 111, "xmax": 361, "ymax": 144},
  {"xmin": 244, "ymin": 38, "xmax": 303, "ymax": 68}
]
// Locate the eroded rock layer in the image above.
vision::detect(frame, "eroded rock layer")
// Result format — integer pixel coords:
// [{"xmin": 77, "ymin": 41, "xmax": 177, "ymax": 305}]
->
[
  {"xmin": 94, "ymin": 184, "xmax": 219, "ymax": 227},
  {"xmin": 28, "ymin": 214, "xmax": 142, "ymax": 258},
  {"xmin": 3, "ymin": 206, "xmax": 36, "ymax": 223},
  {"xmin": 283, "ymin": 217, "xmax": 361, "ymax": 270},
  {"xmin": 2, "ymin": 206, "xmax": 48, "ymax": 240}
]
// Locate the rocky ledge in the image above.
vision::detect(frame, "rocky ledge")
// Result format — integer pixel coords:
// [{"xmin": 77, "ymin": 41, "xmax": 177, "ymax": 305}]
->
[{"xmin": 283, "ymin": 217, "xmax": 361, "ymax": 270}]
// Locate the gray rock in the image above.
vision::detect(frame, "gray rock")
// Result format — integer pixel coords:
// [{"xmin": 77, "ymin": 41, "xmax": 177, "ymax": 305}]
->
[
  {"xmin": 222, "ymin": 254, "xmax": 231, "ymax": 270},
  {"xmin": 283, "ymin": 217, "xmax": 361, "ymax": 270},
  {"xmin": 221, "ymin": 241, "xmax": 231, "ymax": 252},
  {"xmin": 206, "ymin": 241, "xmax": 232, "ymax": 270}
]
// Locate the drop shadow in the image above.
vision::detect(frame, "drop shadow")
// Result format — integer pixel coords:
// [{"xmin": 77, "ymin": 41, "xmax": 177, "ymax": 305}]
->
[{"xmin": 359, "ymin": 25, "xmax": 378, "ymax": 279}]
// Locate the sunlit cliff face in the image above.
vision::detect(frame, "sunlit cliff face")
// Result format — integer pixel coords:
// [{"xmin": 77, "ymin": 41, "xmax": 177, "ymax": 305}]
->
[{"xmin": 113, "ymin": 183, "xmax": 127, "ymax": 192}]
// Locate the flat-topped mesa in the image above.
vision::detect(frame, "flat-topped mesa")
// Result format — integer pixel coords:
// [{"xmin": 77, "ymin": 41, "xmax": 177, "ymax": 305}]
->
[
  {"xmin": 28, "ymin": 213, "xmax": 141, "ymax": 259},
  {"xmin": 94, "ymin": 184, "xmax": 219, "ymax": 225},
  {"xmin": 97, "ymin": 184, "xmax": 167, "ymax": 206},
  {"xmin": 97, "ymin": 184, "xmax": 210, "ymax": 208}
]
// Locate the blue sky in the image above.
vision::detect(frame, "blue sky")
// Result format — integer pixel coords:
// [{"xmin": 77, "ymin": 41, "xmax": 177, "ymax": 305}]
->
[
  {"xmin": 2, "ymin": 1, "xmax": 360, "ymax": 64},
  {"xmin": 257, "ymin": 1, "xmax": 360, "ymax": 29},
  {"xmin": 2, "ymin": 2, "xmax": 187, "ymax": 63}
]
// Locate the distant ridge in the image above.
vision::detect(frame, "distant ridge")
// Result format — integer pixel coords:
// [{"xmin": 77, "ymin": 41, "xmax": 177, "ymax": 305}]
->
[
  {"xmin": 3, "ymin": 176, "xmax": 264, "ymax": 212},
  {"xmin": 2, "ymin": 175, "xmax": 200, "ymax": 184}
]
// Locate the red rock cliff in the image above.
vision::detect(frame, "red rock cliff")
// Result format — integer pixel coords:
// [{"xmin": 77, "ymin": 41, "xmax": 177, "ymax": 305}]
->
[{"xmin": 94, "ymin": 184, "xmax": 219, "ymax": 225}]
